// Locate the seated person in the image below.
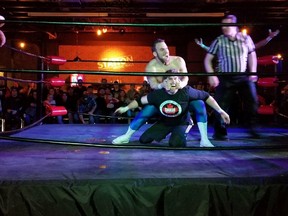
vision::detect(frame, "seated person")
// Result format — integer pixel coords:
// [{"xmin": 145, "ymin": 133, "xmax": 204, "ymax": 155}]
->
[
  {"xmin": 4, "ymin": 87, "xmax": 24, "ymax": 130},
  {"xmin": 77, "ymin": 91, "xmax": 97, "ymax": 124}
]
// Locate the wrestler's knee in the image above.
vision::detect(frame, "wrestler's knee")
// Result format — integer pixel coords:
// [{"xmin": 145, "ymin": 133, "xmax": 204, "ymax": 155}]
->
[{"xmin": 139, "ymin": 134, "xmax": 153, "ymax": 144}]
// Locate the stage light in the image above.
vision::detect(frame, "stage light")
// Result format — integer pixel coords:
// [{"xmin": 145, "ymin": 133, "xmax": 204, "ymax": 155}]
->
[
  {"xmin": 119, "ymin": 28, "xmax": 125, "ymax": 34},
  {"xmin": 102, "ymin": 28, "xmax": 108, "ymax": 33},
  {"xmin": 241, "ymin": 28, "xmax": 248, "ymax": 36},
  {"xmin": 19, "ymin": 42, "xmax": 26, "ymax": 49},
  {"xmin": 96, "ymin": 29, "xmax": 102, "ymax": 36},
  {"xmin": 277, "ymin": 54, "xmax": 282, "ymax": 60}
]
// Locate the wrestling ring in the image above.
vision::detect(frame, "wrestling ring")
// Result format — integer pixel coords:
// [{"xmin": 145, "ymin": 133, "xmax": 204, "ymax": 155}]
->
[{"xmin": 0, "ymin": 43, "xmax": 287, "ymax": 150}]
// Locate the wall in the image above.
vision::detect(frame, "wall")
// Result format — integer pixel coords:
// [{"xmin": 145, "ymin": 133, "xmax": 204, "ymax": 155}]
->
[{"xmin": 58, "ymin": 41, "xmax": 175, "ymax": 86}]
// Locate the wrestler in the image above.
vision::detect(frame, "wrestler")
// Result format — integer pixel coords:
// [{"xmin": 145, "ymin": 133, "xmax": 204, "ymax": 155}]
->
[{"xmin": 114, "ymin": 71, "xmax": 230, "ymax": 147}]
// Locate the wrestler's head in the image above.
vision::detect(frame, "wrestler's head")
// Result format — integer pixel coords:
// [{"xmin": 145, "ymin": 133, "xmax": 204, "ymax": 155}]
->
[
  {"xmin": 164, "ymin": 69, "xmax": 181, "ymax": 94},
  {"xmin": 152, "ymin": 38, "xmax": 170, "ymax": 65}
]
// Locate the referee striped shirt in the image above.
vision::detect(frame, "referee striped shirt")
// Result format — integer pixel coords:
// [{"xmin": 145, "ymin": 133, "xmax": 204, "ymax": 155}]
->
[{"xmin": 208, "ymin": 32, "xmax": 255, "ymax": 73}]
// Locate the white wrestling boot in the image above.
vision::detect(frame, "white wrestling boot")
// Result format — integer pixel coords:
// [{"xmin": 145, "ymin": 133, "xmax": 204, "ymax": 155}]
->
[
  {"xmin": 197, "ymin": 122, "xmax": 214, "ymax": 147},
  {"xmin": 112, "ymin": 127, "xmax": 136, "ymax": 144}
]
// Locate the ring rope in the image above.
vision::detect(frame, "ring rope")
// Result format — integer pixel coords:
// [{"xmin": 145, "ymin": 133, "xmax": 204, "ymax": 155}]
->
[
  {"xmin": 0, "ymin": 75, "xmax": 46, "ymax": 85},
  {"xmin": 4, "ymin": 44, "xmax": 48, "ymax": 61},
  {"xmin": 0, "ymin": 113, "xmax": 51, "ymax": 136},
  {"xmin": 2, "ymin": 20, "xmax": 280, "ymax": 27},
  {"xmin": 1, "ymin": 132, "xmax": 288, "ymax": 151},
  {"xmin": 1, "ymin": 69, "xmax": 285, "ymax": 78}
]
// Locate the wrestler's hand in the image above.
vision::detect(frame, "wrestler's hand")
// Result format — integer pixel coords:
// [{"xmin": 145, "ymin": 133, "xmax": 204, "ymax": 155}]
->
[
  {"xmin": 162, "ymin": 79, "xmax": 170, "ymax": 91},
  {"xmin": 175, "ymin": 78, "xmax": 185, "ymax": 89},
  {"xmin": 208, "ymin": 76, "xmax": 219, "ymax": 88},
  {"xmin": 114, "ymin": 106, "xmax": 129, "ymax": 114},
  {"xmin": 195, "ymin": 38, "xmax": 203, "ymax": 46},
  {"xmin": 268, "ymin": 29, "xmax": 280, "ymax": 38},
  {"xmin": 0, "ymin": 30, "xmax": 6, "ymax": 47},
  {"xmin": 219, "ymin": 110, "xmax": 230, "ymax": 124}
]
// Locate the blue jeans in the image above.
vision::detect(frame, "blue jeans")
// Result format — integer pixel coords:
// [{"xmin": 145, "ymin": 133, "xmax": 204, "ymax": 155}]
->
[{"xmin": 130, "ymin": 100, "xmax": 207, "ymax": 130}]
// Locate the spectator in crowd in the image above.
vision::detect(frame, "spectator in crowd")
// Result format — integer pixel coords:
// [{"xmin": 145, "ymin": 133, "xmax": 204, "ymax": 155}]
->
[
  {"xmin": 104, "ymin": 87, "xmax": 119, "ymax": 123},
  {"xmin": 77, "ymin": 88, "xmax": 97, "ymax": 124},
  {"xmin": 23, "ymin": 90, "xmax": 38, "ymax": 125},
  {"xmin": 56, "ymin": 91, "xmax": 74, "ymax": 124},
  {"xmin": 0, "ymin": 79, "xmax": 8, "ymax": 118},
  {"xmin": 66, "ymin": 86, "xmax": 79, "ymax": 123},
  {"xmin": 73, "ymin": 78, "xmax": 87, "ymax": 99},
  {"xmin": 43, "ymin": 93, "xmax": 57, "ymax": 124},
  {"xmin": 94, "ymin": 87, "xmax": 107, "ymax": 123},
  {"xmin": 139, "ymin": 80, "xmax": 151, "ymax": 97},
  {"xmin": 111, "ymin": 81, "xmax": 122, "ymax": 99},
  {"xmin": 126, "ymin": 84, "xmax": 139, "ymax": 103},
  {"xmin": 4, "ymin": 87, "xmax": 24, "ymax": 130}
]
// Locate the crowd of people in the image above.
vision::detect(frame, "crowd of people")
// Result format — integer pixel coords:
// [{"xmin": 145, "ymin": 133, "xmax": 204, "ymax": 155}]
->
[{"xmin": 0, "ymin": 78, "xmax": 152, "ymax": 130}]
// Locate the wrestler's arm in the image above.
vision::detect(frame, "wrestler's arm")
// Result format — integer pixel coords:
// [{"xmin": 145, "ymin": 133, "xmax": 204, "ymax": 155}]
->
[
  {"xmin": 114, "ymin": 95, "xmax": 149, "ymax": 114},
  {"xmin": 254, "ymin": 29, "xmax": 280, "ymax": 50},
  {"xmin": 205, "ymin": 96, "xmax": 230, "ymax": 124},
  {"xmin": 145, "ymin": 63, "xmax": 161, "ymax": 90},
  {"xmin": 195, "ymin": 38, "xmax": 209, "ymax": 51}
]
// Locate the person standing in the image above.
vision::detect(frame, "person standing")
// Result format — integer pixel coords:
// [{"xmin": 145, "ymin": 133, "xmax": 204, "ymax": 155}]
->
[
  {"xmin": 204, "ymin": 14, "xmax": 259, "ymax": 140},
  {"xmin": 112, "ymin": 39, "xmax": 212, "ymax": 147}
]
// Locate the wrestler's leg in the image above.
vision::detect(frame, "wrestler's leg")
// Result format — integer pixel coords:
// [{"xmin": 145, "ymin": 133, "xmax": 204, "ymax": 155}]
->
[
  {"xmin": 189, "ymin": 100, "xmax": 213, "ymax": 146},
  {"xmin": 139, "ymin": 122, "xmax": 169, "ymax": 144},
  {"xmin": 130, "ymin": 105, "xmax": 158, "ymax": 130},
  {"xmin": 112, "ymin": 105, "xmax": 158, "ymax": 144},
  {"xmin": 169, "ymin": 125, "xmax": 188, "ymax": 147}
]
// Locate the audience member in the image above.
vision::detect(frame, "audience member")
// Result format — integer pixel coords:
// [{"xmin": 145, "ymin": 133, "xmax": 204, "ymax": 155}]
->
[
  {"xmin": 23, "ymin": 90, "xmax": 38, "ymax": 125},
  {"xmin": 4, "ymin": 87, "xmax": 24, "ymax": 130},
  {"xmin": 77, "ymin": 88, "xmax": 97, "ymax": 124}
]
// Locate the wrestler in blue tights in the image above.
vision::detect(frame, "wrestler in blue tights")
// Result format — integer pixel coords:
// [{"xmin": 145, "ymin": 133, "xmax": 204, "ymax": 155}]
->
[{"xmin": 130, "ymin": 99, "xmax": 206, "ymax": 130}]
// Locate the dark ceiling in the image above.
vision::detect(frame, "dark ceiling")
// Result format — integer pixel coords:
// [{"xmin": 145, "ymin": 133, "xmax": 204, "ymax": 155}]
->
[{"xmin": 0, "ymin": 0, "xmax": 288, "ymax": 34}]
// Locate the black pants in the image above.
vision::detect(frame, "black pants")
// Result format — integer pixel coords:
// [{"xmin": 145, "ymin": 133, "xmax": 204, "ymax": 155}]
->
[
  {"xmin": 139, "ymin": 121, "xmax": 192, "ymax": 147},
  {"xmin": 213, "ymin": 76, "xmax": 259, "ymax": 136}
]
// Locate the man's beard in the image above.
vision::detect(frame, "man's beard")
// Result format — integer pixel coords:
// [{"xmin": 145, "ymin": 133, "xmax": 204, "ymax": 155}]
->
[{"xmin": 156, "ymin": 52, "xmax": 168, "ymax": 65}]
